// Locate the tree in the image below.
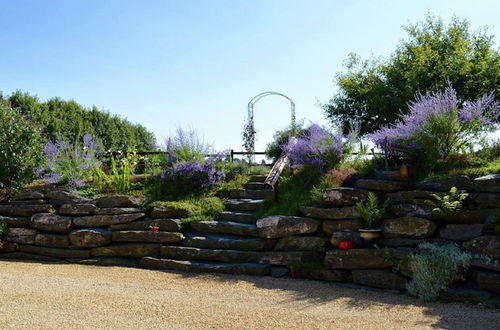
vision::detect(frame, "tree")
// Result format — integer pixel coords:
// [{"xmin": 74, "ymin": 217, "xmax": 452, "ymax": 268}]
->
[{"xmin": 323, "ymin": 15, "xmax": 500, "ymax": 135}]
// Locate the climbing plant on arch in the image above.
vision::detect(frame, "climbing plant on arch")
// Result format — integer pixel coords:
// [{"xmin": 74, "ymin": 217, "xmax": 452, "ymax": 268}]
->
[{"xmin": 242, "ymin": 91, "xmax": 296, "ymax": 160}]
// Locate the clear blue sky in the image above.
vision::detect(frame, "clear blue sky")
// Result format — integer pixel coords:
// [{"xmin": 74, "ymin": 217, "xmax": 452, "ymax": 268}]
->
[{"xmin": 1, "ymin": 0, "xmax": 499, "ymax": 151}]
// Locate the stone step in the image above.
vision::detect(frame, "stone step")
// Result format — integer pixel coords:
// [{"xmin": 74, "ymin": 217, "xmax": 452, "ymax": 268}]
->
[
  {"xmin": 224, "ymin": 199, "xmax": 264, "ymax": 212},
  {"xmin": 219, "ymin": 211, "xmax": 256, "ymax": 224},
  {"xmin": 244, "ymin": 182, "xmax": 272, "ymax": 190},
  {"xmin": 229, "ymin": 189, "xmax": 273, "ymax": 200},
  {"xmin": 161, "ymin": 246, "xmax": 263, "ymax": 263},
  {"xmin": 140, "ymin": 257, "xmax": 271, "ymax": 276},
  {"xmin": 189, "ymin": 221, "xmax": 259, "ymax": 237},
  {"xmin": 183, "ymin": 233, "xmax": 275, "ymax": 251},
  {"xmin": 250, "ymin": 175, "xmax": 267, "ymax": 183}
]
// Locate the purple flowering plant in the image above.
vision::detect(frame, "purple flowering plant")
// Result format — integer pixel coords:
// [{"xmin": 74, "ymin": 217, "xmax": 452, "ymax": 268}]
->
[
  {"xmin": 283, "ymin": 123, "xmax": 358, "ymax": 173},
  {"xmin": 369, "ymin": 86, "xmax": 499, "ymax": 169},
  {"xmin": 37, "ymin": 134, "xmax": 101, "ymax": 190}
]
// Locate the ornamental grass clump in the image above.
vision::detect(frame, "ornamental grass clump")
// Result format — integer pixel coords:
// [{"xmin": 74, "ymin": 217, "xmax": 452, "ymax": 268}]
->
[
  {"xmin": 36, "ymin": 134, "xmax": 101, "ymax": 190},
  {"xmin": 369, "ymin": 86, "xmax": 500, "ymax": 172}
]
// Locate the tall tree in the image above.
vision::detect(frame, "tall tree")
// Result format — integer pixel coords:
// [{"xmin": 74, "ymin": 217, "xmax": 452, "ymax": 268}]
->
[{"xmin": 323, "ymin": 15, "xmax": 500, "ymax": 134}]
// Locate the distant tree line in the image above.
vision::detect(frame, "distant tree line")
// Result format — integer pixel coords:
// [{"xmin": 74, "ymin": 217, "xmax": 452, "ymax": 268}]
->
[{"xmin": 2, "ymin": 91, "xmax": 156, "ymax": 151}]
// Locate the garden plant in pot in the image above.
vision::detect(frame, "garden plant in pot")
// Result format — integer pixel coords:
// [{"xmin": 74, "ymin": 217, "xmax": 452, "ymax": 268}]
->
[{"xmin": 355, "ymin": 192, "xmax": 388, "ymax": 248}]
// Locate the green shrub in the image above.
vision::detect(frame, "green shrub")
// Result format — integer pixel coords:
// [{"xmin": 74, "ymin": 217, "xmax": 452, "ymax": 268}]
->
[
  {"xmin": 355, "ymin": 192, "xmax": 388, "ymax": 229},
  {"xmin": 92, "ymin": 154, "xmax": 138, "ymax": 193},
  {"xmin": 265, "ymin": 123, "xmax": 307, "ymax": 162},
  {"xmin": 429, "ymin": 187, "xmax": 468, "ymax": 218},
  {"xmin": 0, "ymin": 105, "xmax": 43, "ymax": 188},
  {"xmin": 0, "ymin": 221, "xmax": 8, "ymax": 239},
  {"xmin": 407, "ymin": 243, "xmax": 472, "ymax": 302}
]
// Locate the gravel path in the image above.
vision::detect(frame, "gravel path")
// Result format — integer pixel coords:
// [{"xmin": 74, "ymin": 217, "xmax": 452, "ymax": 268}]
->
[{"xmin": 0, "ymin": 260, "xmax": 498, "ymax": 329}]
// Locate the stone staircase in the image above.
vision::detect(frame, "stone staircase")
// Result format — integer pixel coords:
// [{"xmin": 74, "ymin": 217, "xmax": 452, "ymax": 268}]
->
[{"xmin": 141, "ymin": 175, "xmax": 278, "ymax": 275}]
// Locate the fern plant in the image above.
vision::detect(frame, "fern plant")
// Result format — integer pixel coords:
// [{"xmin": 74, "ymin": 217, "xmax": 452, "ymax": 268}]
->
[
  {"xmin": 355, "ymin": 192, "xmax": 388, "ymax": 229},
  {"xmin": 429, "ymin": 186, "xmax": 468, "ymax": 218}
]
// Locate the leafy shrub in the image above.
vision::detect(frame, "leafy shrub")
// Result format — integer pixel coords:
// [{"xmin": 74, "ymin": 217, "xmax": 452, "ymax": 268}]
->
[
  {"xmin": 165, "ymin": 127, "xmax": 213, "ymax": 163},
  {"xmin": 265, "ymin": 123, "xmax": 307, "ymax": 162},
  {"xmin": 0, "ymin": 105, "xmax": 43, "ymax": 188},
  {"xmin": 310, "ymin": 165, "xmax": 358, "ymax": 203},
  {"xmin": 355, "ymin": 192, "xmax": 388, "ymax": 229},
  {"xmin": 37, "ymin": 134, "xmax": 101, "ymax": 190},
  {"xmin": 284, "ymin": 123, "xmax": 358, "ymax": 173},
  {"xmin": 369, "ymin": 86, "xmax": 499, "ymax": 172},
  {"xmin": 429, "ymin": 187, "xmax": 468, "ymax": 218},
  {"xmin": 407, "ymin": 243, "xmax": 472, "ymax": 302},
  {"xmin": 92, "ymin": 153, "xmax": 138, "ymax": 193}
]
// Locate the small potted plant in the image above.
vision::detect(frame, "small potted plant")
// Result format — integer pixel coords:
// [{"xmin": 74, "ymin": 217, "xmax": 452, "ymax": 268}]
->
[{"xmin": 355, "ymin": 192, "xmax": 388, "ymax": 248}]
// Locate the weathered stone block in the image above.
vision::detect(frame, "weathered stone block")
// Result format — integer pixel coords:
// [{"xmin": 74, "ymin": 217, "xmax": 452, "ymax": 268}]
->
[
  {"xmin": 380, "ymin": 238, "xmax": 431, "ymax": 247},
  {"xmin": 35, "ymin": 233, "xmax": 69, "ymax": 248},
  {"xmin": 110, "ymin": 218, "xmax": 182, "ymax": 231},
  {"xmin": 69, "ymin": 228, "xmax": 112, "ymax": 248},
  {"xmin": 416, "ymin": 175, "xmax": 473, "ymax": 192},
  {"xmin": 97, "ymin": 195, "xmax": 146, "ymax": 208},
  {"xmin": 77, "ymin": 257, "xmax": 139, "ymax": 268},
  {"xmin": 112, "ymin": 231, "xmax": 184, "ymax": 243},
  {"xmin": 475, "ymin": 271, "xmax": 500, "ymax": 294},
  {"xmin": 150, "ymin": 206, "xmax": 190, "ymax": 219},
  {"xmin": 463, "ymin": 236, "xmax": 500, "ymax": 259},
  {"xmin": 324, "ymin": 249, "xmax": 393, "ymax": 269},
  {"xmin": 440, "ymin": 224, "xmax": 485, "ymax": 241},
  {"xmin": 73, "ymin": 213, "xmax": 145, "ymax": 227},
  {"xmin": 31, "ymin": 213, "xmax": 73, "ymax": 233},
  {"xmin": 259, "ymin": 251, "xmax": 316, "ymax": 266},
  {"xmin": 385, "ymin": 190, "xmax": 435, "ymax": 205},
  {"xmin": 323, "ymin": 187, "xmax": 369, "ymax": 206},
  {"xmin": 382, "ymin": 217, "xmax": 436, "ymax": 238},
  {"xmin": 0, "ymin": 242, "xmax": 18, "ymax": 252},
  {"xmin": 300, "ymin": 206, "xmax": 359, "ymax": 220},
  {"xmin": 59, "ymin": 204, "xmax": 98, "ymax": 215},
  {"xmin": 19, "ymin": 245, "xmax": 89, "ymax": 258},
  {"xmin": 256, "ymin": 215, "xmax": 319, "ymax": 238},
  {"xmin": 274, "ymin": 236, "xmax": 328, "ymax": 251},
  {"xmin": 352, "ymin": 269, "xmax": 407, "ymax": 290},
  {"xmin": 0, "ymin": 205, "xmax": 52, "ymax": 217},
  {"xmin": 95, "ymin": 208, "xmax": 142, "ymax": 215},
  {"xmin": 390, "ymin": 204, "xmax": 433, "ymax": 218},
  {"xmin": 474, "ymin": 174, "xmax": 500, "ymax": 193},
  {"xmin": 9, "ymin": 199, "xmax": 46, "ymax": 205},
  {"xmin": 0, "ymin": 216, "xmax": 30, "ymax": 227},
  {"xmin": 355, "ymin": 179, "xmax": 411, "ymax": 192},
  {"xmin": 47, "ymin": 191, "xmax": 92, "ymax": 206},
  {"xmin": 468, "ymin": 193, "xmax": 500, "ymax": 208},
  {"xmin": 5, "ymin": 228, "xmax": 38, "ymax": 244},
  {"xmin": 444, "ymin": 209, "xmax": 497, "ymax": 224},
  {"xmin": 322, "ymin": 220, "xmax": 359, "ymax": 234},
  {"xmin": 91, "ymin": 244, "xmax": 160, "ymax": 258},
  {"xmin": 290, "ymin": 264, "xmax": 352, "ymax": 282},
  {"xmin": 12, "ymin": 191, "xmax": 45, "ymax": 201},
  {"xmin": 439, "ymin": 286, "xmax": 492, "ymax": 303},
  {"xmin": 330, "ymin": 231, "xmax": 361, "ymax": 247}
]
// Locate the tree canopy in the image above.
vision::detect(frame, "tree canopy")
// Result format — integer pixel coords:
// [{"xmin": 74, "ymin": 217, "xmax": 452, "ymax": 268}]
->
[{"xmin": 323, "ymin": 15, "xmax": 500, "ymax": 135}]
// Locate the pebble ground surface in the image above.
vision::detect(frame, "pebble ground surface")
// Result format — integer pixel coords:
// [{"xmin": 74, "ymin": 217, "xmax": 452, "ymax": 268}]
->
[{"xmin": 0, "ymin": 260, "xmax": 498, "ymax": 329}]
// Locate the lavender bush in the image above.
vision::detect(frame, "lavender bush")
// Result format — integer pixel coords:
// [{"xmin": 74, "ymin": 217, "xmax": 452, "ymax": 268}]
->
[
  {"xmin": 369, "ymin": 86, "xmax": 499, "ymax": 169},
  {"xmin": 164, "ymin": 127, "xmax": 213, "ymax": 163},
  {"xmin": 283, "ymin": 123, "xmax": 358, "ymax": 173},
  {"xmin": 37, "ymin": 134, "xmax": 101, "ymax": 190}
]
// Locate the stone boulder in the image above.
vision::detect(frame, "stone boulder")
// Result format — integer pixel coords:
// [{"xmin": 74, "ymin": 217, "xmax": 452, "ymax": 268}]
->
[
  {"xmin": 112, "ymin": 231, "xmax": 184, "ymax": 243},
  {"xmin": 355, "ymin": 179, "xmax": 411, "ymax": 192},
  {"xmin": 46, "ymin": 191, "xmax": 92, "ymax": 206},
  {"xmin": 0, "ymin": 242, "xmax": 18, "ymax": 253},
  {"xmin": 0, "ymin": 216, "xmax": 30, "ymax": 227},
  {"xmin": 382, "ymin": 217, "xmax": 436, "ymax": 238},
  {"xmin": 12, "ymin": 191, "xmax": 45, "ymax": 201},
  {"xmin": 444, "ymin": 209, "xmax": 496, "ymax": 224},
  {"xmin": 150, "ymin": 206, "xmax": 190, "ymax": 219},
  {"xmin": 290, "ymin": 264, "xmax": 352, "ymax": 282},
  {"xmin": 34, "ymin": 233, "xmax": 69, "ymax": 248},
  {"xmin": 299, "ymin": 206, "xmax": 359, "ymax": 220},
  {"xmin": 59, "ymin": 204, "xmax": 98, "ymax": 215},
  {"xmin": 256, "ymin": 216, "xmax": 319, "ymax": 239},
  {"xmin": 259, "ymin": 251, "xmax": 317, "ymax": 266},
  {"xmin": 440, "ymin": 224, "xmax": 485, "ymax": 241},
  {"xmin": 9, "ymin": 199, "xmax": 46, "ymax": 205},
  {"xmin": 31, "ymin": 213, "xmax": 73, "ymax": 233},
  {"xmin": 463, "ymin": 236, "xmax": 500, "ymax": 259},
  {"xmin": 95, "ymin": 208, "xmax": 142, "ymax": 215},
  {"xmin": 69, "ymin": 228, "xmax": 112, "ymax": 248},
  {"xmin": 475, "ymin": 271, "xmax": 500, "ymax": 294},
  {"xmin": 73, "ymin": 213, "xmax": 145, "ymax": 227},
  {"xmin": 415, "ymin": 175, "xmax": 473, "ymax": 192},
  {"xmin": 390, "ymin": 204, "xmax": 433, "ymax": 218},
  {"xmin": 110, "ymin": 218, "xmax": 182, "ymax": 231},
  {"xmin": 323, "ymin": 187, "xmax": 369, "ymax": 206},
  {"xmin": 91, "ymin": 244, "xmax": 161, "ymax": 258},
  {"xmin": 385, "ymin": 190, "xmax": 435, "ymax": 205},
  {"xmin": 474, "ymin": 174, "xmax": 500, "ymax": 193},
  {"xmin": 352, "ymin": 269, "xmax": 407, "ymax": 290},
  {"xmin": 4, "ymin": 228, "xmax": 38, "ymax": 244},
  {"xmin": 322, "ymin": 220, "xmax": 359, "ymax": 234},
  {"xmin": 439, "ymin": 286, "xmax": 492, "ymax": 304},
  {"xmin": 19, "ymin": 245, "xmax": 90, "ymax": 258},
  {"xmin": 96, "ymin": 195, "xmax": 146, "ymax": 208},
  {"xmin": 467, "ymin": 193, "xmax": 500, "ymax": 208},
  {"xmin": 324, "ymin": 249, "xmax": 393, "ymax": 269},
  {"xmin": 274, "ymin": 236, "xmax": 328, "ymax": 251},
  {"xmin": 0, "ymin": 205, "xmax": 52, "ymax": 217}
]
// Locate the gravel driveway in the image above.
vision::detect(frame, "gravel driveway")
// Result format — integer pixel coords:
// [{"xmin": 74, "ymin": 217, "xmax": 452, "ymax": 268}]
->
[{"xmin": 0, "ymin": 260, "xmax": 498, "ymax": 329}]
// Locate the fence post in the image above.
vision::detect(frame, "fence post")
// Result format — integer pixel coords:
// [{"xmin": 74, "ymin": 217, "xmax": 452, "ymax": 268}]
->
[{"xmin": 230, "ymin": 149, "xmax": 234, "ymax": 163}]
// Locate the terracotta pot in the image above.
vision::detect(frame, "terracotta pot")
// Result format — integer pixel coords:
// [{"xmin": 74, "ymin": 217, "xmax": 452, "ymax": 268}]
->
[
  {"xmin": 150, "ymin": 227, "xmax": 159, "ymax": 233},
  {"xmin": 338, "ymin": 240, "xmax": 355, "ymax": 250},
  {"xmin": 359, "ymin": 229, "xmax": 381, "ymax": 248}
]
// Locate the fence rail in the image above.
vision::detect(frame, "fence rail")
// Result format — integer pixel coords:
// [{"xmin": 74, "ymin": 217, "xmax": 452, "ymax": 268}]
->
[{"xmin": 101, "ymin": 150, "xmax": 268, "ymax": 162}]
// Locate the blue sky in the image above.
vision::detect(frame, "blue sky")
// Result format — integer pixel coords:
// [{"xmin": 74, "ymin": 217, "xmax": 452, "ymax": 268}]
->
[{"xmin": 1, "ymin": 0, "xmax": 499, "ymax": 151}]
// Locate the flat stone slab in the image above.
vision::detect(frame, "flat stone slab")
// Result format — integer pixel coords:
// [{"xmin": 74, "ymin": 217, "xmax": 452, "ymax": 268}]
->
[
  {"xmin": 0, "ymin": 216, "xmax": 30, "ymax": 227},
  {"xmin": 463, "ymin": 236, "xmax": 500, "ymax": 259},
  {"xmin": 382, "ymin": 217, "xmax": 436, "ymax": 238},
  {"xmin": 35, "ymin": 233, "xmax": 69, "ymax": 248},
  {"xmin": 385, "ymin": 190, "xmax": 436, "ymax": 205},
  {"xmin": 95, "ymin": 208, "xmax": 143, "ymax": 215},
  {"xmin": 5, "ymin": 228, "xmax": 38, "ymax": 244},
  {"xmin": 439, "ymin": 286, "xmax": 493, "ymax": 303},
  {"xmin": 229, "ymin": 189, "xmax": 273, "ymax": 200},
  {"xmin": 256, "ymin": 215, "xmax": 319, "ymax": 238},
  {"xmin": 0, "ymin": 252, "xmax": 64, "ymax": 262},
  {"xmin": 69, "ymin": 228, "xmax": 112, "ymax": 248},
  {"xmin": 352, "ymin": 269, "xmax": 407, "ymax": 290},
  {"xmin": 31, "ymin": 213, "xmax": 73, "ymax": 233},
  {"xmin": 112, "ymin": 231, "xmax": 184, "ymax": 243},
  {"xmin": 475, "ymin": 271, "xmax": 500, "ymax": 294},
  {"xmin": 0, "ymin": 242, "xmax": 18, "ymax": 253},
  {"xmin": 19, "ymin": 244, "xmax": 89, "ymax": 258},
  {"xmin": 324, "ymin": 249, "xmax": 393, "ymax": 269},
  {"xmin": 91, "ymin": 244, "xmax": 161, "ymax": 258},
  {"xmin": 73, "ymin": 213, "xmax": 145, "ymax": 227},
  {"xmin": 259, "ymin": 251, "xmax": 316, "ymax": 266},
  {"xmin": 78, "ymin": 257, "xmax": 139, "ymax": 268},
  {"xmin": 96, "ymin": 195, "xmax": 146, "ymax": 208},
  {"xmin": 191, "ymin": 221, "xmax": 259, "ymax": 237},
  {"xmin": 355, "ymin": 179, "xmax": 411, "ymax": 192},
  {"xmin": 183, "ymin": 233, "xmax": 275, "ymax": 251},
  {"xmin": 12, "ymin": 191, "xmax": 45, "ymax": 201},
  {"xmin": 0, "ymin": 205, "xmax": 52, "ymax": 217},
  {"xmin": 47, "ymin": 191, "xmax": 92, "ymax": 206},
  {"xmin": 275, "ymin": 236, "xmax": 328, "ymax": 251},
  {"xmin": 161, "ymin": 246, "xmax": 262, "ymax": 263},
  {"xmin": 390, "ymin": 204, "xmax": 433, "ymax": 218},
  {"xmin": 9, "ymin": 199, "xmax": 46, "ymax": 205},
  {"xmin": 323, "ymin": 187, "xmax": 369, "ymax": 206},
  {"xmin": 444, "ymin": 209, "xmax": 497, "ymax": 224},
  {"xmin": 474, "ymin": 174, "xmax": 500, "ymax": 193},
  {"xmin": 150, "ymin": 206, "xmax": 189, "ymax": 219},
  {"xmin": 416, "ymin": 175, "xmax": 473, "ymax": 192},
  {"xmin": 59, "ymin": 204, "xmax": 98, "ymax": 215},
  {"xmin": 110, "ymin": 218, "xmax": 182, "ymax": 231},
  {"xmin": 140, "ymin": 257, "xmax": 271, "ymax": 276},
  {"xmin": 219, "ymin": 211, "xmax": 256, "ymax": 224},
  {"xmin": 290, "ymin": 264, "xmax": 352, "ymax": 282},
  {"xmin": 223, "ymin": 199, "xmax": 264, "ymax": 212},
  {"xmin": 322, "ymin": 220, "xmax": 359, "ymax": 234},
  {"xmin": 440, "ymin": 224, "xmax": 486, "ymax": 241},
  {"xmin": 299, "ymin": 206, "xmax": 359, "ymax": 220},
  {"xmin": 468, "ymin": 193, "xmax": 500, "ymax": 208}
]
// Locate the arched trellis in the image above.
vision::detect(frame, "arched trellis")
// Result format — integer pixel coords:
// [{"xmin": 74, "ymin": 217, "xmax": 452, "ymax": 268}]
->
[{"xmin": 244, "ymin": 91, "xmax": 295, "ymax": 161}]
